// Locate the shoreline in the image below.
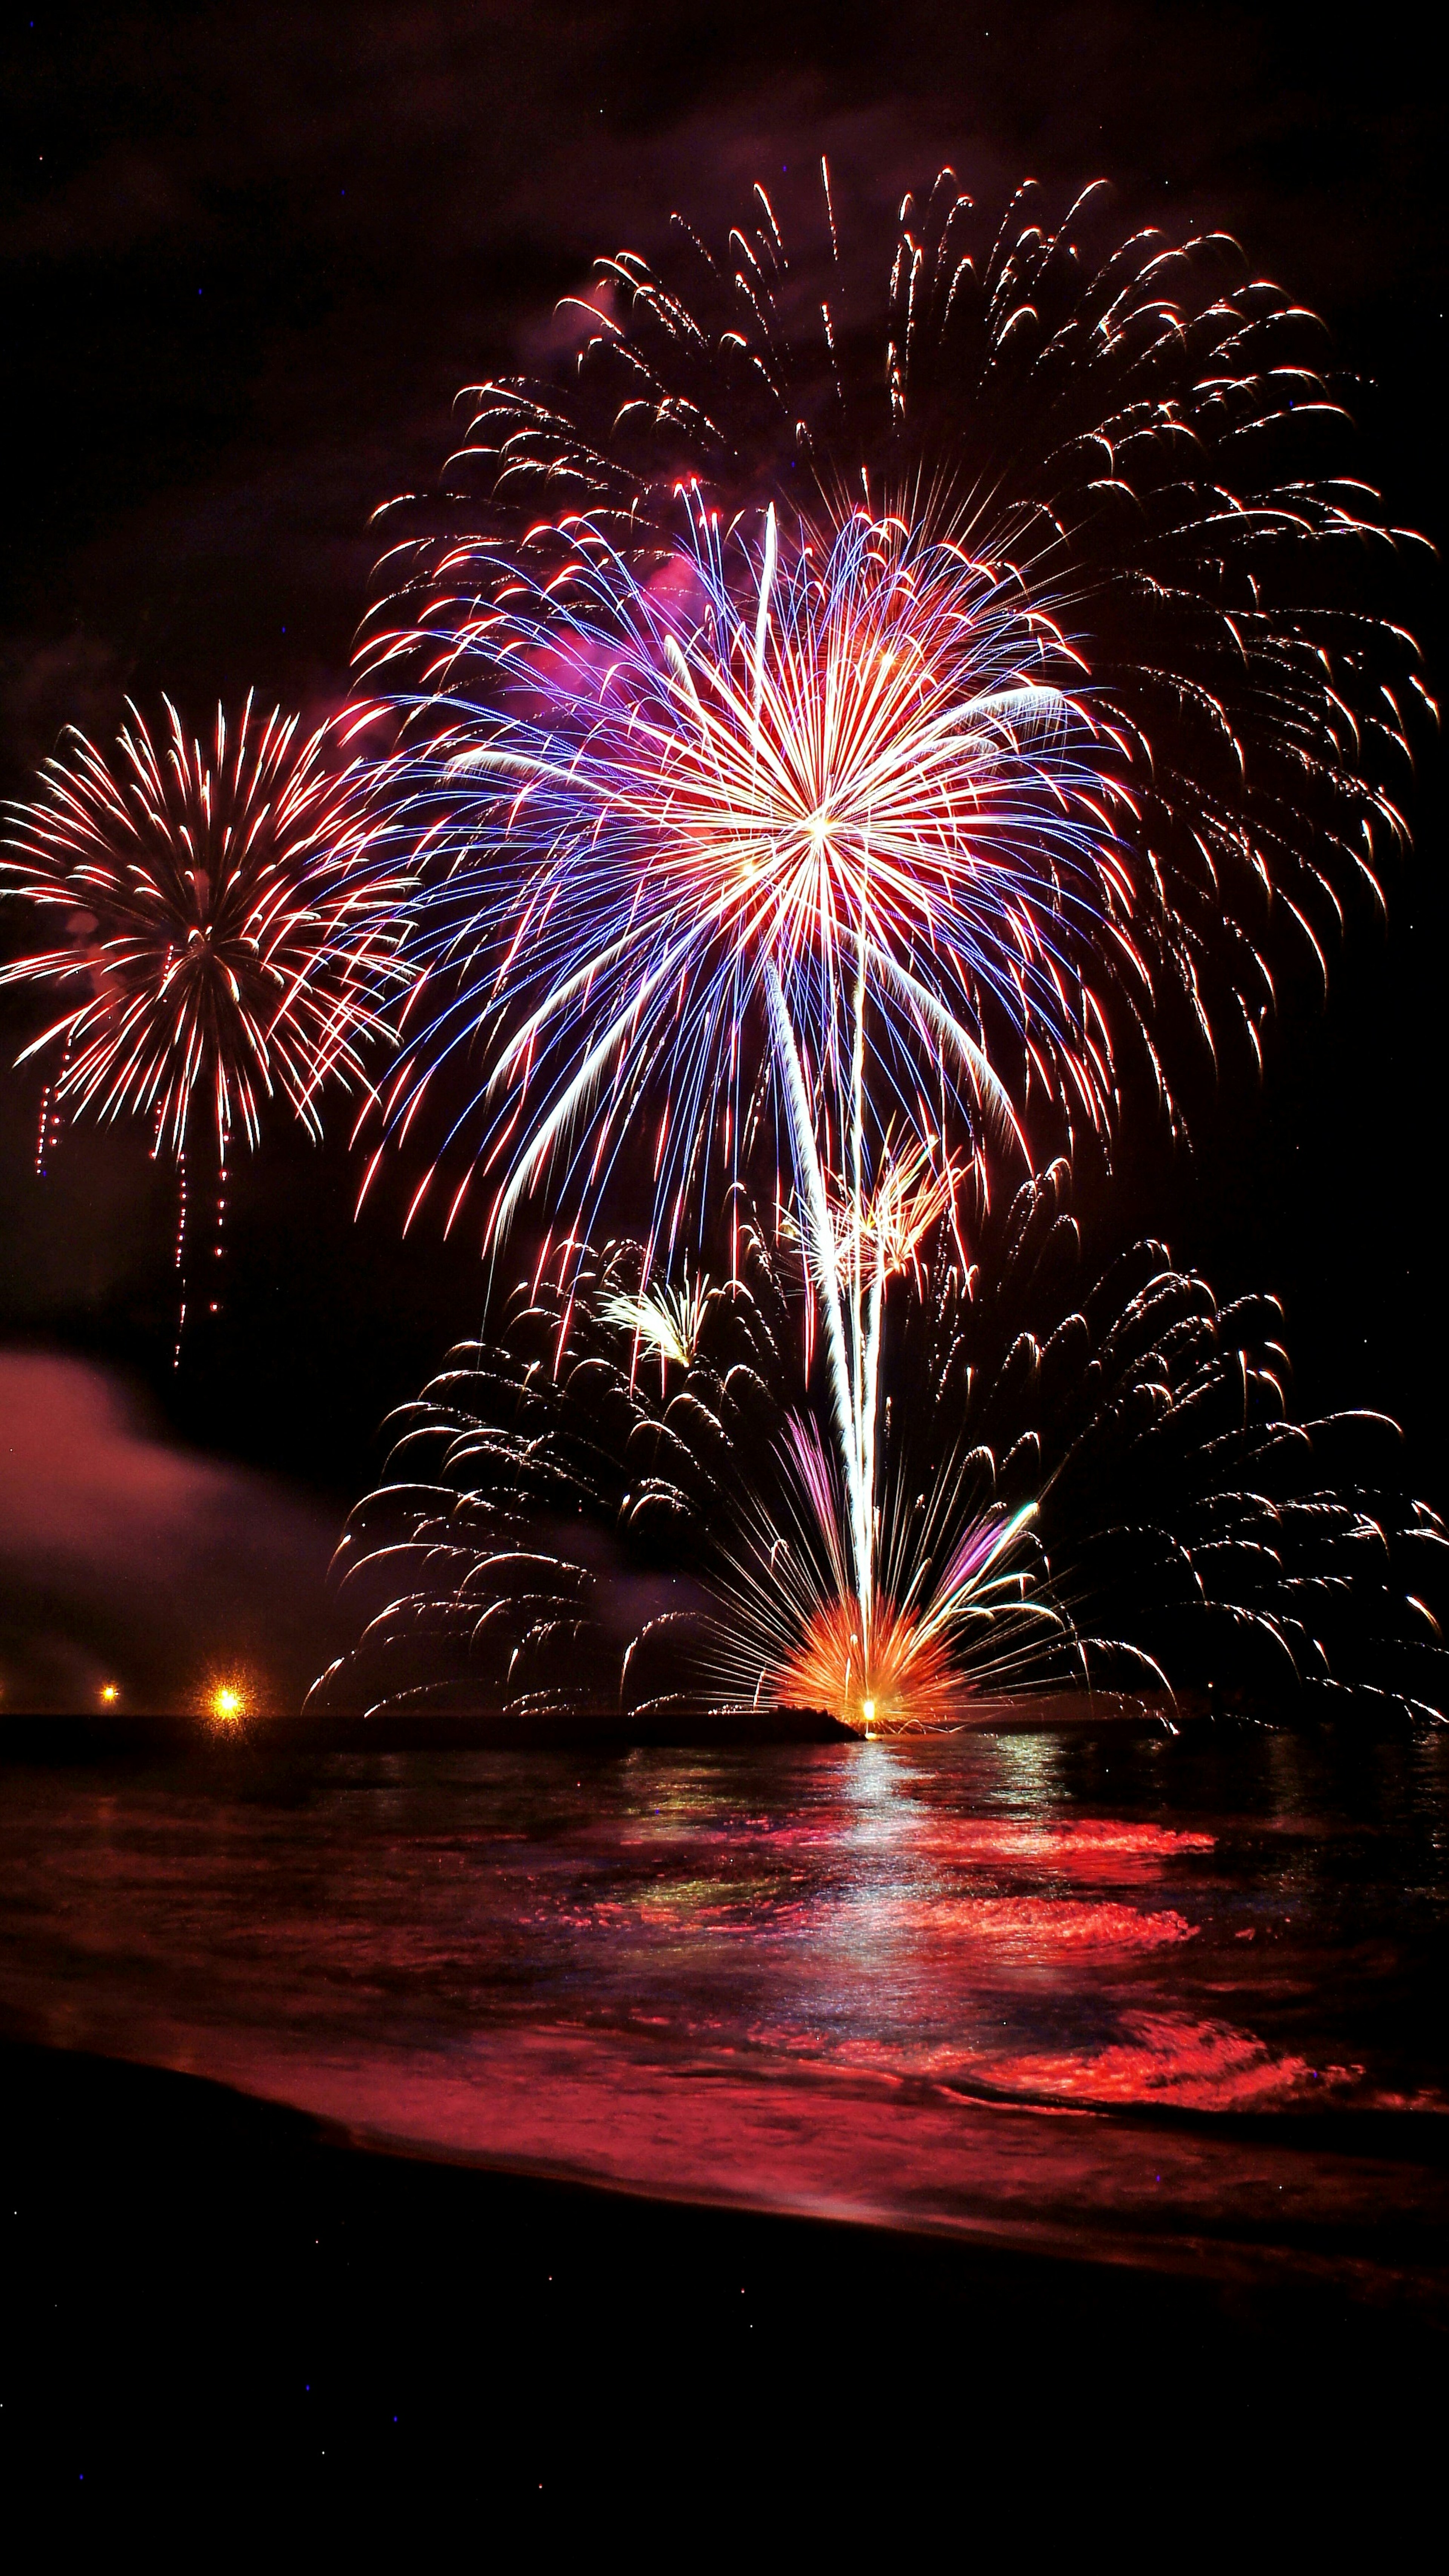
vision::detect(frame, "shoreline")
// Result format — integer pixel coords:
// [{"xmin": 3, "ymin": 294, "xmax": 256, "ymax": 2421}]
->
[{"xmin": 4, "ymin": 2036, "xmax": 1444, "ymax": 2516}]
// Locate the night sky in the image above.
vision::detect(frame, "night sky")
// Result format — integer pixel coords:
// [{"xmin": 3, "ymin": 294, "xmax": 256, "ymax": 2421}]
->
[{"xmin": 1, "ymin": 2, "xmax": 1443, "ymax": 1706}]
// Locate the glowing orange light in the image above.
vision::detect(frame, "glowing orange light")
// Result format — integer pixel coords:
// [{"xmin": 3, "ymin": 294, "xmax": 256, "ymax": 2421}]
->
[
  {"xmin": 210, "ymin": 1685, "xmax": 245, "ymax": 1723},
  {"xmin": 99, "ymin": 1683, "xmax": 120, "ymax": 1706},
  {"xmin": 773, "ymin": 1597, "xmax": 958, "ymax": 1734}
]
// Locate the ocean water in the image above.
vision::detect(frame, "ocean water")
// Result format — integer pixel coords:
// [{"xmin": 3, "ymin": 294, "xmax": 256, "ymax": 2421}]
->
[{"xmin": 2, "ymin": 1723, "xmax": 1446, "ymax": 2302}]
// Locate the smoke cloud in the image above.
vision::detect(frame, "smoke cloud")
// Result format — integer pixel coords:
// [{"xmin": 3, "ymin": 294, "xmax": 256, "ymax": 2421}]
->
[{"xmin": 0, "ymin": 1351, "xmax": 340, "ymax": 1714}]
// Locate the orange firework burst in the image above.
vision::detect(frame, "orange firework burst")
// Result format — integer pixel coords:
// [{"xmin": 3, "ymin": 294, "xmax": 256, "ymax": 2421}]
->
[
  {"xmin": 769, "ymin": 1597, "xmax": 957, "ymax": 1735},
  {"xmin": 720, "ymin": 1412, "xmax": 1051, "ymax": 1731},
  {"xmin": 814, "ymin": 1141, "xmax": 966, "ymax": 1291}
]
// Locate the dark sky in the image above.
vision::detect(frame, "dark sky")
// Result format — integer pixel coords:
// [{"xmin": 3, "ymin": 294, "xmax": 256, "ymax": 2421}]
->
[{"xmin": 0, "ymin": 2, "xmax": 1444, "ymax": 1701}]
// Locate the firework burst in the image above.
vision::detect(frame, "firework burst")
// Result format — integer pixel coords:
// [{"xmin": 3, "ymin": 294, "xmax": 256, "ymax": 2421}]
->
[
  {"xmin": 3, "ymin": 695, "xmax": 406, "ymax": 1156},
  {"xmin": 372, "ymin": 168, "xmax": 1429, "ymax": 1155},
  {"xmin": 2, "ymin": 695, "xmax": 411, "ymax": 1341},
  {"xmin": 363, "ymin": 499, "xmax": 1127, "ymax": 1244}
]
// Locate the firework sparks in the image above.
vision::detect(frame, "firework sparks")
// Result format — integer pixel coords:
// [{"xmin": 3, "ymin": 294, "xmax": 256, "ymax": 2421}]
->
[
  {"xmin": 364, "ymin": 496, "xmax": 1135, "ymax": 1636},
  {"xmin": 369, "ymin": 169, "xmax": 1430, "ymax": 1183},
  {"xmin": 3, "ymin": 694, "xmax": 408, "ymax": 1158},
  {"xmin": 599, "ymin": 1266, "xmax": 714, "ymax": 1370},
  {"xmin": 364, "ymin": 500, "xmax": 1125, "ymax": 1244},
  {"xmin": 2, "ymin": 694, "xmax": 412, "ymax": 1347},
  {"xmin": 310, "ymin": 1172, "xmax": 1447, "ymax": 1729},
  {"xmin": 429, "ymin": 166, "xmax": 1428, "ymax": 1084},
  {"xmin": 206, "ymin": 1681, "xmax": 248, "ymax": 1728},
  {"xmin": 351, "ymin": 173, "xmax": 1429, "ymax": 1706}
]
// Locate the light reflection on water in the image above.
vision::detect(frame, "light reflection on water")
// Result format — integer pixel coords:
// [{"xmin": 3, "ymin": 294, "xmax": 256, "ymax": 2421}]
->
[{"xmin": 2, "ymin": 1726, "xmax": 1446, "ymax": 2292}]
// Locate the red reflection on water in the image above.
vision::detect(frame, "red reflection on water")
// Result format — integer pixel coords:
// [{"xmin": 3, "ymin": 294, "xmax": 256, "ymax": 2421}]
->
[
  {"xmin": 0, "ymin": 1742, "xmax": 1445, "ymax": 2307},
  {"xmin": 909, "ymin": 1819, "xmax": 1217, "ymax": 1877},
  {"xmin": 978, "ymin": 2013, "xmax": 1346, "ymax": 2108},
  {"xmin": 839, "ymin": 1896, "xmax": 1197, "ymax": 1952}
]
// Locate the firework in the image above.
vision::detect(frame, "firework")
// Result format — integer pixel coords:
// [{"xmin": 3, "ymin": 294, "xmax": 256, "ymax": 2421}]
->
[
  {"xmin": 372, "ymin": 167, "xmax": 1430, "ymax": 1156},
  {"xmin": 353, "ymin": 174, "xmax": 1428, "ymax": 1677},
  {"xmin": 2, "ymin": 695, "xmax": 411, "ymax": 1340},
  {"xmin": 363, "ymin": 501, "xmax": 1124, "ymax": 1230},
  {"xmin": 363, "ymin": 498, "xmax": 1135, "ymax": 1634},
  {"xmin": 310, "ymin": 1169, "xmax": 1446, "ymax": 1728},
  {"xmin": 3, "ymin": 695, "xmax": 406, "ymax": 1156}
]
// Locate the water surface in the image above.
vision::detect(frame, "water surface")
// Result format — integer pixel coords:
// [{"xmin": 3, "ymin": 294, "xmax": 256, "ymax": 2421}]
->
[{"xmin": 3, "ymin": 1725, "xmax": 1445, "ymax": 2301}]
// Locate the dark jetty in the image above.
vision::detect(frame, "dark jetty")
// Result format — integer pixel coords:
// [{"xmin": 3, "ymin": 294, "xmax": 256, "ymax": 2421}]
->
[
  {"xmin": 0, "ymin": 1703, "xmax": 854, "ymax": 1759},
  {"xmin": 0, "ymin": 1690, "xmax": 1184, "ymax": 1761}
]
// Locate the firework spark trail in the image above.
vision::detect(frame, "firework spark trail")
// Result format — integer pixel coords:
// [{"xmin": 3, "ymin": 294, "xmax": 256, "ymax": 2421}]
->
[{"xmin": 2, "ymin": 695, "xmax": 413, "ymax": 1345}]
